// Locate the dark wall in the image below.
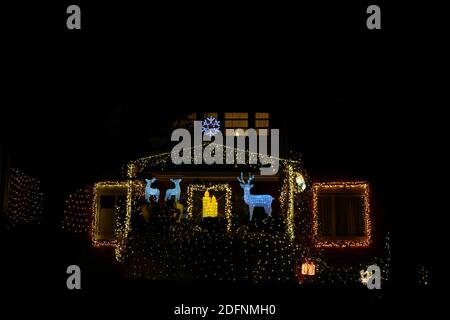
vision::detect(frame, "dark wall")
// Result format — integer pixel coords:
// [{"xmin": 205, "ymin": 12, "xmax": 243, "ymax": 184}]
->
[
  {"xmin": 0, "ymin": 145, "xmax": 10, "ymax": 220},
  {"xmin": 0, "ymin": 145, "xmax": 3, "ymax": 217}
]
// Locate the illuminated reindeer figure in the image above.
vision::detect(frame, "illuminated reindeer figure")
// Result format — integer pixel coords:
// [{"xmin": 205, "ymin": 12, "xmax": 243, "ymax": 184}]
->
[
  {"xmin": 237, "ymin": 173, "xmax": 274, "ymax": 221},
  {"xmin": 164, "ymin": 178, "xmax": 182, "ymax": 202},
  {"xmin": 145, "ymin": 178, "xmax": 160, "ymax": 203}
]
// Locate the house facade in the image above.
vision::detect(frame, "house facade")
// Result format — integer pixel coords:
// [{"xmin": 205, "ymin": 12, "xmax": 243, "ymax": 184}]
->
[{"xmin": 62, "ymin": 112, "xmax": 389, "ymax": 285}]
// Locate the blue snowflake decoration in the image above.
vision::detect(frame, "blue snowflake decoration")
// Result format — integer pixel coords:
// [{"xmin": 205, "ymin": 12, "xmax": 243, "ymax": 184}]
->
[{"xmin": 202, "ymin": 116, "xmax": 221, "ymax": 137}]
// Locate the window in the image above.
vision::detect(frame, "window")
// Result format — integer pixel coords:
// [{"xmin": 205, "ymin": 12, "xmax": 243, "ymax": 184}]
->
[
  {"xmin": 100, "ymin": 196, "xmax": 115, "ymax": 209},
  {"xmin": 94, "ymin": 183, "xmax": 127, "ymax": 243},
  {"xmin": 203, "ymin": 112, "xmax": 218, "ymax": 119},
  {"xmin": 255, "ymin": 112, "xmax": 270, "ymax": 127},
  {"xmin": 197, "ymin": 112, "xmax": 271, "ymax": 136},
  {"xmin": 224, "ymin": 112, "xmax": 249, "ymax": 129},
  {"xmin": 312, "ymin": 182, "xmax": 371, "ymax": 248},
  {"xmin": 255, "ymin": 112, "xmax": 270, "ymax": 135},
  {"xmin": 317, "ymin": 194, "xmax": 365, "ymax": 237},
  {"xmin": 172, "ymin": 112, "xmax": 197, "ymax": 129},
  {"xmin": 187, "ymin": 112, "xmax": 197, "ymax": 119}
]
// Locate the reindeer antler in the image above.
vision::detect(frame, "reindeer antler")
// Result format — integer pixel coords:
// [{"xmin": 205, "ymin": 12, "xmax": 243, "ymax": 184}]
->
[
  {"xmin": 237, "ymin": 173, "xmax": 255, "ymax": 184},
  {"xmin": 237, "ymin": 172, "xmax": 245, "ymax": 184}
]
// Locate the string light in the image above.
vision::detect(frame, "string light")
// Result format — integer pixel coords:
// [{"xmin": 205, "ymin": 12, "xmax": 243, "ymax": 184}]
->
[
  {"xmin": 92, "ymin": 181, "xmax": 128, "ymax": 248},
  {"xmin": 60, "ymin": 147, "xmax": 391, "ymax": 285},
  {"xmin": 287, "ymin": 165, "xmax": 295, "ymax": 241},
  {"xmin": 117, "ymin": 177, "xmax": 144, "ymax": 261},
  {"xmin": 312, "ymin": 181, "xmax": 372, "ymax": 248},
  {"xmin": 418, "ymin": 264, "xmax": 429, "ymax": 287},
  {"xmin": 187, "ymin": 184, "xmax": 232, "ymax": 232},
  {"xmin": 7, "ymin": 168, "xmax": 43, "ymax": 226},
  {"xmin": 63, "ymin": 186, "xmax": 93, "ymax": 233},
  {"xmin": 127, "ymin": 143, "xmax": 302, "ymax": 176}
]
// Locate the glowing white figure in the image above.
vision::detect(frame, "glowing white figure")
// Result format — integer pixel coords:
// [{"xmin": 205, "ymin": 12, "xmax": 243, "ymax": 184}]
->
[
  {"xmin": 165, "ymin": 178, "xmax": 182, "ymax": 202},
  {"xmin": 145, "ymin": 178, "xmax": 160, "ymax": 203},
  {"xmin": 237, "ymin": 172, "xmax": 274, "ymax": 221},
  {"xmin": 295, "ymin": 173, "xmax": 306, "ymax": 192},
  {"xmin": 201, "ymin": 116, "xmax": 221, "ymax": 137}
]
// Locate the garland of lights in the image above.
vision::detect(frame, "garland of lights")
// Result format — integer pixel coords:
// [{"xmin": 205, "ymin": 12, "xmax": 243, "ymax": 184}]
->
[
  {"xmin": 92, "ymin": 181, "xmax": 128, "ymax": 248},
  {"xmin": 117, "ymin": 179, "xmax": 145, "ymax": 261},
  {"xmin": 186, "ymin": 184, "xmax": 232, "ymax": 232},
  {"xmin": 312, "ymin": 181, "xmax": 372, "ymax": 248},
  {"xmin": 287, "ymin": 165, "xmax": 295, "ymax": 240},
  {"xmin": 114, "ymin": 165, "xmax": 146, "ymax": 261},
  {"xmin": 127, "ymin": 143, "xmax": 302, "ymax": 177}
]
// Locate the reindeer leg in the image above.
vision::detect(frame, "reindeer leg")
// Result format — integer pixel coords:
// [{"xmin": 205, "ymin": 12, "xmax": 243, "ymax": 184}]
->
[{"xmin": 249, "ymin": 206, "xmax": 254, "ymax": 221}]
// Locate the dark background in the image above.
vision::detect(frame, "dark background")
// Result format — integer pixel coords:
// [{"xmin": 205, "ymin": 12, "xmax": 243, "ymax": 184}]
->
[{"xmin": 2, "ymin": 0, "xmax": 444, "ymax": 316}]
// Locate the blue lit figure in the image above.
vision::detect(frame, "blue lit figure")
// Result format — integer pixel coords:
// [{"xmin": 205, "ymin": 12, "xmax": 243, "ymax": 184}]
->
[
  {"xmin": 145, "ymin": 178, "xmax": 160, "ymax": 203},
  {"xmin": 165, "ymin": 178, "xmax": 182, "ymax": 202},
  {"xmin": 237, "ymin": 173, "xmax": 274, "ymax": 221}
]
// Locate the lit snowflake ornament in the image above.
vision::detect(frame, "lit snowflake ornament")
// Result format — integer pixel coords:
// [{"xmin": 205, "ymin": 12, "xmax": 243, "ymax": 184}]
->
[{"xmin": 202, "ymin": 116, "xmax": 221, "ymax": 137}]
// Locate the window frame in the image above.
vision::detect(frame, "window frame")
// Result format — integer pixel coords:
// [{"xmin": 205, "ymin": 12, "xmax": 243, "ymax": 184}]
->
[
  {"xmin": 93, "ymin": 182, "xmax": 128, "ymax": 246},
  {"xmin": 312, "ymin": 181, "xmax": 372, "ymax": 248},
  {"xmin": 255, "ymin": 112, "xmax": 270, "ymax": 128},
  {"xmin": 224, "ymin": 112, "xmax": 249, "ymax": 130}
]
